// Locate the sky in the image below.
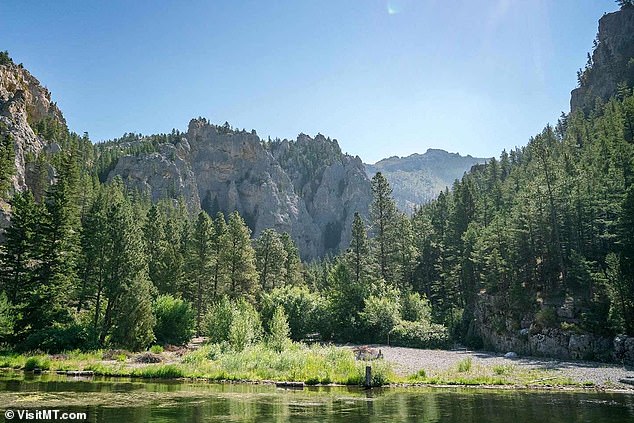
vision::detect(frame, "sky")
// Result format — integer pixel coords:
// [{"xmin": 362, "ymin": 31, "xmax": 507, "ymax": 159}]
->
[{"xmin": 0, "ymin": 0, "xmax": 615, "ymax": 163}]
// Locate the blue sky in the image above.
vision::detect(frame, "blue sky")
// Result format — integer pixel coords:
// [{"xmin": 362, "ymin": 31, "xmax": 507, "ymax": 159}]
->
[{"xmin": 1, "ymin": 0, "xmax": 614, "ymax": 163}]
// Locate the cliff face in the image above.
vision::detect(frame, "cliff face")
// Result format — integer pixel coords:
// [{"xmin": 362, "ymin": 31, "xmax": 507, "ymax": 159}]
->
[
  {"xmin": 0, "ymin": 59, "xmax": 65, "ymax": 192},
  {"xmin": 108, "ymin": 121, "xmax": 371, "ymax": 259},
  {"xmin": 0, "ymin": 57, "xmax": 65, "ymax": 234},
  {"xmin": 571, "ymin": 7, "xmax": 634, "ymax": 112},
  {"xmin": 365, "ymin": 149, "xmax": 489, "ymax": 213}
]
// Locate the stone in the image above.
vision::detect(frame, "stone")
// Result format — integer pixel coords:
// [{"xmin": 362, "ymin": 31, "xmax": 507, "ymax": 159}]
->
[{"xmin": 504, "ymin": 352, "xmax": 518, "ymax": 359}]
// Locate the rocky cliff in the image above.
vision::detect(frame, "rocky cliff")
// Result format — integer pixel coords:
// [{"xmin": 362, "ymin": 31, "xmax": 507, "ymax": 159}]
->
[
  {"xmin": 0, "ymin": 54, "xmax": 65, "ymax": 234},
  {"xmin": 107, "ymin": 121, "xmax": 371, "ymax": 259},
  {"xmin": 571, "ymin": 6, "xmax": 634, "ymax": 112},
  {"xmin": 365, "ymin": 149, "xmax": 489, "ymax": 213}
]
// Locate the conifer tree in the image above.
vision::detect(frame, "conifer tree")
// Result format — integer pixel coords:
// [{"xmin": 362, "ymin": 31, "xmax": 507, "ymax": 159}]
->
[
  {"xmin": 370, "ymin": 172, "xmax": 400, "ymax": 283},
  {"xmin": 222, "ymin": 211, "xmax": 258, "ymax": 298},
  {"xmin": 345, "ymin": 212, "xmax": 371, "ymax": 286},
  {"xmin": 187, "ymin": 211, "xmax": 214, "ymax": 334},
  {"xmin": 255, "ymin": 228, "xmax": 287, "ymax": 291}
]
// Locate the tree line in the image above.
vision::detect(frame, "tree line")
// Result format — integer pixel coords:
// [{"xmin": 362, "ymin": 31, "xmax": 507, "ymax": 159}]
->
[{"xmin": 0, "ymin": 82, "xmax": 633, "ymax": 353}]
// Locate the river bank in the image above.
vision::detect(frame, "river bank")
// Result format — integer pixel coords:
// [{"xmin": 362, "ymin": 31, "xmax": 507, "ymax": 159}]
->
[{"xmin": 1, "ymin": 343, "xmax": 633, "ymax": 391}]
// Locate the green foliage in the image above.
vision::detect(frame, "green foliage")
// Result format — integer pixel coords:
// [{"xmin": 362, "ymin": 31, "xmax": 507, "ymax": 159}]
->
[
  {"xmin": 255, "ymin": 229, "xmax": 287, "ymax": 291},
  {"xmin": 0, "ymin": 51, "xmax": 13, "ymax": 66},
  {"xmin": 401, "ymin": 292, "xmax": 432, "ymax": 323},
  {"xmin": 222, "ymin": 212, "xmax": 258, "ymax": 299},
  {"xmin": 267, "ymin": 306, "xmax": 290, "ymax": 352},
  {"xmin": 153, "ymin": 294, "xmax": 195, "ymax": 346},
  {"xmin": 149, "ymin": 345, "xmax": 164, "ymax": 354},
  {"xmin": 228, "ymin": 299, "xmax": 262, "ymax": 351},
  {"xmin": 186, "ymin": 211, "xmax": 215, "ymax": 334},
  {"xmin": 359, "ymin": 290, "xmax": 401, "ymax": 342},
  {"xmin": 24, "ymin": 356, "xmax": 51, "ymax": 371},
  {"xmin": 457, "ymin": 357, "xmax": 472, "ymax": 372},
  {"xmin": 390, "ymin": 320, "xmax": 449, "ymax": 349},
  {"xmin": 0, "ymin": 127, "xmax": 15, "ymax": 195},
  {"xmin": 370, "ymin": 172, "xmax": 400, "ymax": 283},
  {"xmin": 261, "ymin": 285, "xmax": 328, "ymax": 341},
  {"xmin": 0, "ymin": 293, "xmax": 15, "ymax": 342},
  {"xmin": 203, "ymin": 296, "xmax": 234, "ymax": 344}
]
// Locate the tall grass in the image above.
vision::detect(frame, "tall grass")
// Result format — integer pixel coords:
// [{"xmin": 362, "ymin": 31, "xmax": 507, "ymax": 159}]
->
[{"xmin": 457, "ymin": 357, "xmax": 472, "ymax": 372}]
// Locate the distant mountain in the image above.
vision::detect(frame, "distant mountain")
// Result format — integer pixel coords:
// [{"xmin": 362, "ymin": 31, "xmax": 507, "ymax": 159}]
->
[{"xmin": 365, "ymin": 149, "xmax": 489, "ymax": 213}]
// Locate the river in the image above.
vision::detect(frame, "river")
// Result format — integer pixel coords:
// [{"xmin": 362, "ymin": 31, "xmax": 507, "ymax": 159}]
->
[{"xmin": 0, "ymin": 372, "xmax": 632, "ymax": 422}]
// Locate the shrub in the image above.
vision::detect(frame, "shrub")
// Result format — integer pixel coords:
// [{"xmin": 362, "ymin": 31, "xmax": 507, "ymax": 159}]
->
[
  {"xmin": 535, "ymin": 307, "xmax": 558, "ymax": 329},
  {"xmin": 359, "ymin": 291, "xmax": 401, "ymax": 343},
  {"xmin": 24, "ymin": 356, "xmax": 50, "ymax": 371},
  {"xmin": 457, "ymin": 357, "xmax": 472, "ymax": 372},
  {"xmin": 20, "ymin": 322, "xmax": 95, "ymax": 353},
  {"xmin": 228, "ymin": 299, "xmax": 262, "ymax": 351},
  {"xmin": 493, "ymin": 365, "xmax": 513, "ymax": 375},
  {"xmin": 268, "ymin": 306, "xmax": 290, "ymax": 352},
  {"xmin": 390, "ymin": 320, "xmax": 449, "ymax": 348},
  {"xmin": 401, "ymin": 292, "xmax": 432, "ymax": 323},
  {"xmin": 149, "ymin": 345, "xmax": 164, "ymax": 354},
  {"xmin": 203, "ymin": 297, "xmax": 233, "ymax": 344},
  {"xmin": 153, "ymin": 295, "xmax": 195, "ymax": 346},
  {"xmin": 261, "ymin": 286, "xmax": 329, "ymax": 341}
]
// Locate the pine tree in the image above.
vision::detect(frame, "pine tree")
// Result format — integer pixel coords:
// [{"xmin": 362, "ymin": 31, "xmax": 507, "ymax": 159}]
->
[
  {"xmin": 222, "ymin": 211, "xmax": 258, "ymax": 299},
  {"xmin": 187, "ymin": 211, "xmax": 214, "ymax": 335},
  {"xmin": 0, "ymin": 128, "xmax": 15, "ymax": 195},
  {"xmin": 97, "ymin": 181, "xmax": 155, "ymax": 349},
  {"xmin": 280, "ymin": 232, "xmax": 302, "ymax": 286},
  {"xmin": 0, "ymin": 191, "xmax": 42, "ymax": 333},
  {"xmin": 370, "ymin": 172, "xmax": 399, "ymax": 283},
  {"xmin": 211, "ymin": 212, "xmax": 230, "ymax": 296},
  {"xmin": 255, "ymin": 228, "xmax": 287, "ymax": 291},
  {"xmin": 143, "ymin": 205, "xmax": 170, "ymax": 293},
  {"xmin": 345, "ymin": 212, "xmax": 371, "ymax": 286}
]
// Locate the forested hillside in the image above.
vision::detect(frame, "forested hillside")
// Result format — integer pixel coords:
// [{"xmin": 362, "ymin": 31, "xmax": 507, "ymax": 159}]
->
[{"xmin": 365, "ymin": 149, "xmax": 489, "ymax": 213}]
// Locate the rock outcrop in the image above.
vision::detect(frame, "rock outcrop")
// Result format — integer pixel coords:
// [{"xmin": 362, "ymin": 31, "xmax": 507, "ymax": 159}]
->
[
  {"xmin": 108, "ymin": 121, "xmax": 371, "ymax": 259},
  {"xmin": 570, "ymin": 6, "xmax": 634, "ymax": 112},
  {"xmin": 0, "ymin": 55, "xmax": 66, "ymax": 237},
  {"xmin": 365, "ymin": 149, "xmax": 489, "ymax": 213},
  {"xmin": 0, "ymin": 58, "xmax": 64, "ymax": 193}
]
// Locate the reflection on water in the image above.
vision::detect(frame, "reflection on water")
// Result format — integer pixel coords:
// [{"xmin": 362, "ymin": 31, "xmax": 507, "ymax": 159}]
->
[{"xmin": 0, "ymin": 372, "xmax": 632, "ymax": 422}]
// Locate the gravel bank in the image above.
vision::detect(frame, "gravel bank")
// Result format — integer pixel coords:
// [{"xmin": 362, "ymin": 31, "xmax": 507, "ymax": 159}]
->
[{"xmin": 366, "ymin": 345, "xmax": 634, "ymax": 390}]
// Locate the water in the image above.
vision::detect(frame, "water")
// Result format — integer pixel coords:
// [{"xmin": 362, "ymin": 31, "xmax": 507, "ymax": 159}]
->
[{"xmin": 0, "ymin": 372, "xmax": 632, "ymax": 422}]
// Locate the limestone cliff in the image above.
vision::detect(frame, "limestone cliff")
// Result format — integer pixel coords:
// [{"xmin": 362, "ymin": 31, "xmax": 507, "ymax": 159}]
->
[
  {"xmin": 108, "ymin": 121, "xmax": 371, "ymax": 259},
  {"xmin": 571, "ymin": 6, "xmax": 634, "ymax": 112},
  {"xmin": 0, "ymin": 54, "xmax": 65, "ymax": 234}
]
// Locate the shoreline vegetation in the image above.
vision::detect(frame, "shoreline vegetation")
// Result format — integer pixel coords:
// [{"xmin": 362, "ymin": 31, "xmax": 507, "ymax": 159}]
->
[{"xmin": 1, "ymin": 343, "xmax": 630, "ymax": 392}]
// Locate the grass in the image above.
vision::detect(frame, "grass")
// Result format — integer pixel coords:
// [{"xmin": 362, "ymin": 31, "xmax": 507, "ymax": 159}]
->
[
  {"xmin": 0, "ymin": 343, "xmax": 393, "ymax": 386},
  {"xmin": 0, "ymin": 346, "xmax": 598, "ymax": 389},
  {"xmin": 404, "ymin": 360, "xmax": 589, "ymax": 388},
  {"xmin": 149, "ymin": 345, "xmax": 164, "ymax": 354},
  {"xmin": 457, "ymin": 357, "xmax": 472, "ymax": 372}
]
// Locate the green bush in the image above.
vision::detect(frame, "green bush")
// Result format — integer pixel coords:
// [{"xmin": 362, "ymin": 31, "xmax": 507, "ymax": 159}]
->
[
  {"xmin": 267, "ymin": 306, "xmax": 291, "ymax": 352},
  {"xmin": 229, "ymin": 300, "xmax": 262, "ymax": 351},
  {"xmin": 457, "ymin": 357, "xmax": 472, "ymax": 373},
  {"xmin": 20, "ymin": 322, "xmax": 96, "ymax": 353},
  {"xmin": 535, "ymin": 307, "xmax": 558, "ymax": 329},
  {"xmin": 401, "ymin": 292, "xmax": 432, "ymax": 322},
  {"xmin": 203, "ymin": 297, "xmax": 234, "ymax": 344},
  {"xmin": 24, "ymin": 356, "xmax": 50, "ymax": 371},
  {"xmin": 149, "ymin": 345, "xmax": 164, "ymax": 354},
  {"xmin": 390, "ymin": 320, "xmax": 449, "ymax": 349},
  {"xmin": 359, "ymin": 290, "xmax": 401, "ymax": 343},
  {"xmin": 153, "ymin": 295, "xmax": 195, "ymax": 346},
  {"xmin": 261, "ymin": 286, "xmax": 329, "ymax": 341}
]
